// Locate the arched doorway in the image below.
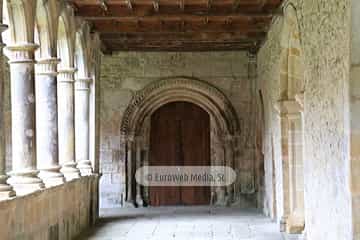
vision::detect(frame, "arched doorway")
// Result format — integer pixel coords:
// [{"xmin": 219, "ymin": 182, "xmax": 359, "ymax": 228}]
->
[
  {"xmin": 149, "ymin": 101, "xmax": 211, "ymax": 206},
  {"xmin": 120, "ymin": 77, "xmax": 242, "ymax": 207}
]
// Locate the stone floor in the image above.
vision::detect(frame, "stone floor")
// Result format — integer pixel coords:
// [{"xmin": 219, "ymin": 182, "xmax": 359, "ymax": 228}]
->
[{"xmin": 78, "ymin": 207, "xmax": 297, "ymax": 240}]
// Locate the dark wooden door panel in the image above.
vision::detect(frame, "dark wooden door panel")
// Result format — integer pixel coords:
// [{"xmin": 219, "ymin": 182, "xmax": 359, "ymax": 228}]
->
[{"xmin": 149, "ymin": 102, "xmax": 210, "ymax": 206}]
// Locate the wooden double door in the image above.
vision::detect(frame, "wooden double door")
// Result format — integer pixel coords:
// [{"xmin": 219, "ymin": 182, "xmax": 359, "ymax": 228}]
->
[{"xmin": 149, "ymin": 102, "xmax": 211, "ymax": 206}]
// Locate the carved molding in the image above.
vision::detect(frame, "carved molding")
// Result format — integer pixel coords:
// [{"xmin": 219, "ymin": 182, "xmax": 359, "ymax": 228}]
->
[
  {"xmin": 120, "ymin": 77, "xmax": 240, "ymax": 138},
  {"xmin": 35, "ymin": 57, "xmax": 60, "ymax": 76},
  {"xmin": 6, "ymin": 43, "xmax": 38, "ymax": 63},
  {"xmin": 58, "ymin": 68, "xmax": 76, "ymax": 83}
]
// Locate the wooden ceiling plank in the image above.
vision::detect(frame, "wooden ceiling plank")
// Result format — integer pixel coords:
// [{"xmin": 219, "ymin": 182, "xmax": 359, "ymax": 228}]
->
[{"xmin": 68, "ymin": 0, "xmax": 284, "ymax": 53}]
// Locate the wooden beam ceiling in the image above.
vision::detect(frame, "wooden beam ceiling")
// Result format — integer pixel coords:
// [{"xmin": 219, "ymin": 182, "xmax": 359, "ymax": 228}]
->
[{"xmin": 71, "ymin": 0, "xmax": 283, "ymax": 53}]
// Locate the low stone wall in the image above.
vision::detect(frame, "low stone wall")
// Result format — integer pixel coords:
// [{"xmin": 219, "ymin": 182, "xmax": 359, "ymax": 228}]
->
[{"xmin": 0, "ymin": 175, "xmax": 99, "ymax": 240}]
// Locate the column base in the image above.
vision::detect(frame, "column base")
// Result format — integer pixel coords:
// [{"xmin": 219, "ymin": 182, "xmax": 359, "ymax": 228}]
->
[
  {"xmin": 280, "ymin": 216, "xmax": 288, "ymax": 232},
  {"xmin": 7, "ymin": 169, "xmax": 44, "ymax": 195},
  {"xmin": 0, "ymin": 175, "xmax": 16, "ymax": 200},
  {"xmin": 136, "ymin": 194, "xmax": 143, "ymax": 207},
  {"xmin": 213, "ymin": 188, "xmax": 226, "ymax": 206},
  {"xmin": 61, "ymin": 161, "xmax": 81, "ymax": 181},
  {"xmin": 38, "ymin": 166, "xmax": 65, "ymax": 187},
  {"xmin": 0, "ymin": 189, "xmax": 16, "ymax": 200},
  {"xmin": 77, "ymin": 160, "xmax": 93, "ymax": 176},
  {"xmin": 284, "ymin": 213, "xmax": 305, "ymax": 234}
]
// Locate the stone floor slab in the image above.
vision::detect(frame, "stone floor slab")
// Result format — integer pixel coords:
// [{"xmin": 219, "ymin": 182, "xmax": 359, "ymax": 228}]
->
[{"xmin": 77, "ymin": 207, "xmax": 289, "ymax": 240}]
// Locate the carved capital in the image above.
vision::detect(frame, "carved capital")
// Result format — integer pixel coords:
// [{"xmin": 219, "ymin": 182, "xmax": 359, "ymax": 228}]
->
[
  {"xmin": 58, "ymin": 68, "xmax": 77, "ymax": 83},
  {"xmin": 36, "ymin": 58, "xmax": 60, "ymax": 76},
  {"xmin": 274, "ymin": 99, "xmax": 302, "ymax": 117},
  {"xmin": 6, "ymin": 43, "xmax": 38, "ymax": 64},
  {"xmin": 75, "ymin": 77, "xmax": 92, "ymax": 91}
]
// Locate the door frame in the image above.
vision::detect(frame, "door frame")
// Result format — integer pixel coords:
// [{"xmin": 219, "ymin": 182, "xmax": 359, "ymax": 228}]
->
[{"xmin": 119, "ymin": 77, "xmax": 242, "ymax": 207}]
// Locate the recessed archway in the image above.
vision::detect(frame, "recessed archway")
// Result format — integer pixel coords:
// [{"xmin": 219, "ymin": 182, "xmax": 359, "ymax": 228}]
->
[{"xmin": 120, "ymin": 77, "xmax": 241, "ymax": 207}]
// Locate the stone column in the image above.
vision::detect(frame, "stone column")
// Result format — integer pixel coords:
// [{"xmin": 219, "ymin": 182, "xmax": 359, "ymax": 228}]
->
[
  {"xmin": 0, "ymin": 23, "xmax": 15, "ymax": 199},
  {"xmin": 135, "ymin": 137, "xmax": 143, "ymax": 206},
  {"xmin": 75, "ymin": 77, "xmax": 93, "ymax": 175},
  {"xmin": 276, "ymin": 99, "xmax": 304, "ymax": 233},
  {"xmin": 125, "ymin": 138, "xmax": 137, "ymax": 206},
  {"xmin": 279, "ymin": 111, "xmax": 290, "ymax": 232},
  {"xmin": 35, "ymin": 58, "xmax": 65, "ymax": 187},
  {"xmin": 58, "ymin": 68, "xmax": 80, "ymax": 180},
  {"xmin": 6, "ymin": 44, "xmax": 44, "ymax": 194},
  {"xmin": 224, "ymin": 137, "xmax": 234, "ymax": 205}
]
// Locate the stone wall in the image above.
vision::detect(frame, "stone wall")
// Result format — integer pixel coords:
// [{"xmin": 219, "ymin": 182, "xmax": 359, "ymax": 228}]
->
[
  {"xmin": 0, "ymin": 176, "xmax": 99, "ymax": 239},
  {"xmin": 350, "ymin": 0, "xmax": 360, "ymax": 238},
  {"xmin": 99, "ymin": 52, "xmax": 258, "ymax": 208},
  {"xmin": 258, "ymin": 0, "xmax": 353, "ymax": 239}
]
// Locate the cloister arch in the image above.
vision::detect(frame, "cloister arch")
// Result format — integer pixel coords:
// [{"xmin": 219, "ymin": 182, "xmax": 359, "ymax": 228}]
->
[
  {"xmin": 57, "ymin": 4, "xmax": 75, "ymax": 69},
  {"xmin": 120, "ymin": 77, "xmax": 241, "ymax": 206}
]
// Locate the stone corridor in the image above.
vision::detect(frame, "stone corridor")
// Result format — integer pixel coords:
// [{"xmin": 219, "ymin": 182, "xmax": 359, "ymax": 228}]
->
[
  {"xmin": 79, "ymin": 207, "xmax": 289, "ymax": 240},
  {"xmin": 0, "ymin": 0, "xmax": 360, "ymax": 239}
]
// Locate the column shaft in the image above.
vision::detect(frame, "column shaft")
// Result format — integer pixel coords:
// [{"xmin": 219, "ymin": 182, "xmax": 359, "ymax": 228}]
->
[
  {"xmin": 35, "ymin": 58, "xmax": 65, "ymax": 187},
  {"xmin": 75, "ymin": 78, "xmax": 92, "ymax": 175},
  {"xmin": 7, "ymin": 44, "xmax": 44, "ymax": 194},
  {"xmin": 58, "ymin": 68, "xmax": 80, "ymax": 180},
  {"xmin": 0, "ymin": 24, "xmax": 15, "ymax": 199},
  {"xmin": 225, "ymin": 139, "xmax": 234, "ymax": 205}
]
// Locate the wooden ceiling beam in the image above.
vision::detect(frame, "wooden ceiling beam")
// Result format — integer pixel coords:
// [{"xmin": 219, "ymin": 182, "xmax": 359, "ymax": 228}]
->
[
  {"xmin": 73, "ymin": 3, "xmax": 280, "ymax": 18},
  {"xmin": 100, "ymin": 31, "xmax": 267, "ymax": 41},
  {"xmin": 91, "ymin": 19, "xmax": 269, "ymax": 33},
  {"xmin": 68, "ymin": 0, "xmax": 284, "ymax": 53},
  {"xmin": 103, "ymin": 41, "xmax": 258, "ymax": 52},
  {"xmin": 82, "ymin": 15, "xmax": 272, "ymax": 21}
]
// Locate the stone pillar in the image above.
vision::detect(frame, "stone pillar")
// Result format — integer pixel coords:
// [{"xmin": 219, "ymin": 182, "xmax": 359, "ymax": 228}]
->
[
  {"xmin": 35, "ymin": 58, "xmax": 65, "ymax": 187},
  {"xmin": 75, "ymin": 77, "xmax": 93, "ymax": 175},
  {"xmin": 225, "ymin": 137, "xmax": 235, "ymax": 205},
  {"xmin": 279, "ymin": 110, "xmax": 290, "ymax": 232},
  {"xmin": 276, "ymin": 99, "xmax": 305, "ymax": 233},
  {"xmin": 135, "ymin": 137, "xmax": 143, "ymax": 206},
  {"xmin": 6, "ymin": 44, "xmax": 44, "ymax": 194},
  {"xmin": 0, "ymin": 23, "xmax": 15, "ymax": 199},
  {"xmin": 125, "ymin": 138, "xmax": 137, "ymax": 206},
  {"xmin": 58, "ymin": 68, "xmax": 80, "ymax": 180}
]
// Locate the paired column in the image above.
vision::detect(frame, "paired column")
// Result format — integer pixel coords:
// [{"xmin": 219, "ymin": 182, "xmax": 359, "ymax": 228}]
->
[
  {"xmin": 6, "ymin": 44, "xmax": 44, "ymax": 194},
  {"xmin": 58, "ymin": 68, "xmax": 80, "ymax": 180},
  {"xmin": 35, "ymin": 58, "xmax": 65, "ymax": 187},
  {"xmin": 75, "ymin": 77, "xmax": 93, "ymax": 175},
  {"xmin": 0, "ymin": 23, "xmax": 15, "ymax": 199}
]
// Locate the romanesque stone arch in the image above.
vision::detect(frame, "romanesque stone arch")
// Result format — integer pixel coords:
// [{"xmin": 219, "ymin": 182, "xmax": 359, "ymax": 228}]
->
[
  {"xmin": 120, "ymin": 77, "xmax": 241, "ymax": 207},
  {"xmin": 120, "ymin": 77, "xmax": 240, "ymax": 138}
]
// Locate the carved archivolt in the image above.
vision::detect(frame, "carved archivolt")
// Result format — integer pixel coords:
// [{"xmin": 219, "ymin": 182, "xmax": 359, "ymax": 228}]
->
[{"xmin": 120, "ymin": 77, "xmax": 240, "ymax": 138}]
